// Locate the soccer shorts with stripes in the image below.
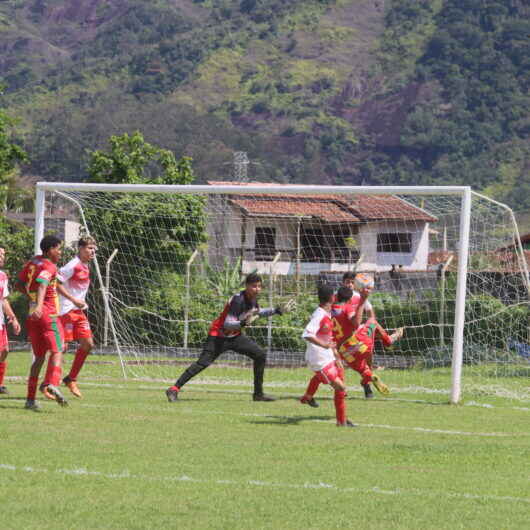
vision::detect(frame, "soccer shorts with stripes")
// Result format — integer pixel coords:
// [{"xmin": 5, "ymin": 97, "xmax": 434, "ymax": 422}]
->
[{"xmin": 27, "ymin": 314, "xmax": 64, "ymax": 357}]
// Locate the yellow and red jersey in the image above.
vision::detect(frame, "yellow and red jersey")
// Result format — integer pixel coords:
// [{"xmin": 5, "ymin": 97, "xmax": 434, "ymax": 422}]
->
[
  {"xmin": 18, "ymin": 255, "xmax": 60, "ymax": 316},
  {"xmin": 331, "ymin": 302, "xmax": 357, "ymax": 348}
]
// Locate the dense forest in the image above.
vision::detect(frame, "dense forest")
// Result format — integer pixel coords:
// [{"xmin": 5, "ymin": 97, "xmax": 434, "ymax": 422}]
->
[{"xmin": 0, "ymin": 0, "xmax": 528, "ymax": 212}]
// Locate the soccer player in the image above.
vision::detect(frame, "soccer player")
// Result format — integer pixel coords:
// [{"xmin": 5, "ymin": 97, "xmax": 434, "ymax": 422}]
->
[
  {"xmin": 335, "ymin": 283, "xmax": 403, "ymax": 397},
  {"xmin": 341, "ymin": 272, "xmax": 378, "ymax": 396},
  {"xmin": 0, "ymin": 246, "xmax": 21, "ymax": 394},
  {"xmin": 59, "ymin": 236, "xmax": 97, "ymax": 398},
  {"xmin": 340, "ymin": 271, "xmax": 376, "ymax": 320},
  {"xmin": 166, "ymin": 273, "xmax": 291, "ymax": 402},
  {"xmin": 300, "ymin": 284, "xmax": 355, "ymax": 428},
  {"xmin": 17, "ymin": 235, "xmax": 84, "ymax": 410}
]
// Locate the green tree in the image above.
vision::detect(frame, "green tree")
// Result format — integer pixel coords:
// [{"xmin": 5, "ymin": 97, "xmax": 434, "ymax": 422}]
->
[
  {"xmin": 85, "ymin": 132, "xmax": 207, "ymax": 340},
  {"xmin": 88, "ymin": 131, "xmax": 194, "ymax": 185},
  {"xmin": 0, "ymin": 88, "xmax": 28, "ymax": 211},
  {"xmin": 0, "ymin": 88, "xmax": 33, "ymax": 329}
]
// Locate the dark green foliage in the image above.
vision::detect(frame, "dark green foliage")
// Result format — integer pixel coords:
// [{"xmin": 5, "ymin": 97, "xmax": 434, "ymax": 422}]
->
[
  {"xmin": 0, "ymin": 0, "xmax": 528, "ymax": 210},
  {"xmin": 368, "ymin": 0, "xmax": 530, "ymax": 210}
]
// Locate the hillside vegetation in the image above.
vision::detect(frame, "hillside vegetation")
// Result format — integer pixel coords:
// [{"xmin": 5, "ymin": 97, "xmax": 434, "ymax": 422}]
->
[{"xmin": 0, "ymin": 0, "xmax": 528, "ymax": 210}]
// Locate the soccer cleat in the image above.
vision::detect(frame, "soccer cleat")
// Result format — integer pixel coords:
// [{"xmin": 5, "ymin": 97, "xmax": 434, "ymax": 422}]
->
[
  {"xmin": 43, "ymin": 384, "xmax": 68, "ymax": 407},
  {"xmin": 362, "ymin": 384, "xmax": 374, "ymax": 399},
  {"xmin": 300, "ymin": 396, "xmax": 319, "ymax": 408},
  {"xmin": 371, "ymin": 374, "xmax": 390, "ymax": 396},
  {"xmin": 0, "ymin": 385, "xmax": 9, "ymax": 395},
  {"xmin": 253, "ymin": 393, "xmax": 276, "ymax": 402},
  {"xmin": 39, "ymin": 384, "xmax": 56, "ymax": 400},
  {"xmin": 166, "ymin": 387, "xmax": 179, "ymax": 402},
  {"xmin": 337, "ymin": 420, "xmax": 356, "ymax": 428},
  {"xmin": 24, "ymin": 399, "xmax": 41, "ymax": 411},
  {"xmin": 63, "ymin": 376, "xmax": 82, "ymax": 398},
  {"xmin": 390, "ymin": 327, "xmax": 404, "ymax": 343}
]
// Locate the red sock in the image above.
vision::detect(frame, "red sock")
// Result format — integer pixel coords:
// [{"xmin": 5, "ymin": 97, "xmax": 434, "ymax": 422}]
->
[
  {"xmin": 378, "ymin": 328, "xmax": 393, "ymax": 347},
  {"xmin": 0, "ymin": 361, "xmax": 6, "ymax": 385},
  {"xmin": 361, "ymin": 368, "xmax": 373, "ymax": 386},
  {"xmin": 334, "ymin": 390, "xmax": 347, "ymax": 424},
  {"xmin": 170, "ymin": 385, "xmax": 180, "ymax": 392},
  {"xmin": 69, "ymin": 348, "xmax": 89, "ymax": 381},
  {"xmin": 44, "ymin": 360, "xmax": 62, "ymax": 387},
  {"xmin": 304, "ymin": 375, "xmax": 321, "ymax": 399},
  {"xmin": 27, "ymin": 376, "xmax": 38, "ymax": 400}
]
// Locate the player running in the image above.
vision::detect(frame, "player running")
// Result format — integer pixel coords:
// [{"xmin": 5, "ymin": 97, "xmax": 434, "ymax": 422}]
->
[
  {"xmin": 0, "ymin": 247, "xmax": 21, "ymax": 394},
  {"xmin": 166, "ymin": 273, "xmax": 294, "ymax": 403},
  {"xmin": 17, "ymin": 235, "xmax": 85, "ymax": 410},
  {"xmin": 300, "ymin": 284, "xmax": 355, "ymax": 428},
  {"xmin": 59, "ymin": 236, "xmax": 97, "ymax": 398}
]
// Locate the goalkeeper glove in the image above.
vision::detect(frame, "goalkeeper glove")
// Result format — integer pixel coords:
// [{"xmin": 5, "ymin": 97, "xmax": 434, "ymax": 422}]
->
[
  {"xmin": 275, "ymin": 298, "xmax": 296, "ymax": 315},
  {"xmin": 240, "ymin": 308, "xmax": 260, "ymax": 327}
]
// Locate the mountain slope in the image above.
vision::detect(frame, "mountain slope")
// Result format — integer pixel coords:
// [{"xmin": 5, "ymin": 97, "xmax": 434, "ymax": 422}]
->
[{"xmin": 0, "ymin": 0, "xmax": 528, "ymax": 210}]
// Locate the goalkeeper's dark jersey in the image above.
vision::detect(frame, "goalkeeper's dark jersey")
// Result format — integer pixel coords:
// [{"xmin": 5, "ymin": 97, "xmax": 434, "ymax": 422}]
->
[{"xmin": 208, "ymin": 291, "xmax": 260, "ymax": 338}]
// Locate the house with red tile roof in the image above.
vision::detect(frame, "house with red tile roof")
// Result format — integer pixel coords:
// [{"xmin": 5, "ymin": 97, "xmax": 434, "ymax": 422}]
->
[{"xmin": 207, "ymin": 182, "xmax": 438, "ymax": 274}]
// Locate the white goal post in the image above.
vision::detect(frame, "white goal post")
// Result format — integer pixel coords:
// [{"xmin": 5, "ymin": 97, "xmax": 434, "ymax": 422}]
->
[{"xmin": 34, "ymin": 182, "xmax": 530, "ymax": 404}]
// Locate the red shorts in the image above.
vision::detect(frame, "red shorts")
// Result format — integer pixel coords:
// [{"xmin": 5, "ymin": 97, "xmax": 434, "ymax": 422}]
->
[
  {"xmin": 0, "ymin": 326, "xmax": 8, "ymax": 352},
  {"xmin": 313, "ymin": 360, "xmax": 342, "ymax": 385},
  {"xmin": 27, "ymin": 313, "xmax": 64, "ymax": 357},
  {"xmin": 60, "ymin": 309, "xmax": 92, "ymax": 342}
]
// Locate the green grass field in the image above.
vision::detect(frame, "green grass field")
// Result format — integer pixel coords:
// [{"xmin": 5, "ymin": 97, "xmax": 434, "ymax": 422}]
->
[{"xmin": 1, "ymin": 351, "xmax": 529, "ymax": 530}]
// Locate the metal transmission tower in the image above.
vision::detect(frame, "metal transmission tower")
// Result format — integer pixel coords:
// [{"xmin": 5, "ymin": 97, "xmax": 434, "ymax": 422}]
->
[{"xmin": 233, "ymin": 151, "xmax": 249, "ymax": 182}]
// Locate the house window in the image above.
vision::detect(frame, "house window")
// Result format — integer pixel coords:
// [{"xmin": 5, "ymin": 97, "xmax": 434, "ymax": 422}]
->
[
  {"xmin": 301, "ymin": 227, "xmax": 331, "ymax": 262},
  {"xmin": 377, "ymin": 233, "xmax": 412, "ymax": 253},
  {"xmin": 255, "ymin": 227, "xmax": 276, "ymax": 260}
]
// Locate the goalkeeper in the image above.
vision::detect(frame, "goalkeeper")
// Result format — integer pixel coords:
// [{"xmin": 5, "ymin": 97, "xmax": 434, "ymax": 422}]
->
[{"xmin": 166, "ymin": 273, "xmax": 294, "ymax": 403}]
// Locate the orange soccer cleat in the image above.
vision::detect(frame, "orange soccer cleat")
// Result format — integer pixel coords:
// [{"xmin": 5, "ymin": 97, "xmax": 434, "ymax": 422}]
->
[{"xmin": 63, "ymin": 376, "xmax": 82, "ymax": 398}]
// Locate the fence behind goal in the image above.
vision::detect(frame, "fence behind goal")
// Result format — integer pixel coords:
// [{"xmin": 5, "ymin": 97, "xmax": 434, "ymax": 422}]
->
[{"xmin": 35, "ymin": 183, "xmax": 529, "ymax": 403}]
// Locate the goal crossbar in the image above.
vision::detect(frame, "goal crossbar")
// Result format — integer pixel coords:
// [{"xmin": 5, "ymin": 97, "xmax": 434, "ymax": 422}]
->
[{"xmin": 35, "ymin": 182, "xmax": 524, "ymax": 404}]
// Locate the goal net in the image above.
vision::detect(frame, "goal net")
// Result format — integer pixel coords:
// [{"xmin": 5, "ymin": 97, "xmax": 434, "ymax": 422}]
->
[{"xmin": 36, "ymin": 184, "xmax": 529, "ymax": 404}]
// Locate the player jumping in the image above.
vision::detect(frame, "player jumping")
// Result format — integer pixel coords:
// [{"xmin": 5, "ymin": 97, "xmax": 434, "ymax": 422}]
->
[
  {"xmin": 0, "ymin": 246, "xmax": 21, "ymax": 394},
  {"xmin": 334, "ymin": 276, "xmax": 403, "ymax": 397},
  {"xmin": 166, "ymin": 273, "xmax": 293, "ymax": 402},
  {"xmin": 300, "ymin": 284, "xmax": 355, "ymax": 428},
  {"xmin": 59, "ymin": 236, "xmax": 97, "ymax": 398}
]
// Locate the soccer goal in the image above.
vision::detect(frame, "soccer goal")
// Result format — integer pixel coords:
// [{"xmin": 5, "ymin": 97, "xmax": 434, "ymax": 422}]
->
[{"xmin": 34, "ymin": 183, "xmax": 530, "ymax": 404}]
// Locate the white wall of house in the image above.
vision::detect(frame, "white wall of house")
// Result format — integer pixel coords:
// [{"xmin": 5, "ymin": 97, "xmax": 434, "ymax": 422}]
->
[
  {"xmin": 206, "ymin": 202, "xmax": 430, "ymax": 273},
  {"xmin": 358, "ymin": 221, "xmax": 429, "ymax": 271}
]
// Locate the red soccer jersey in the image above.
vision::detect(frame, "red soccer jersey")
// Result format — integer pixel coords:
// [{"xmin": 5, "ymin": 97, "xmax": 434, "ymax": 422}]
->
[
  {"xmin": 18, "ymin": 255, "xmax": 60, "ymax": 315},
  {"xmin": 331, "ymin": 302, "xmax": 357, "ymax": 348}
]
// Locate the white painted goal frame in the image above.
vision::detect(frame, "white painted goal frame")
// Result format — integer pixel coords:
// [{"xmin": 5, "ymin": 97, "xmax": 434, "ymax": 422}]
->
[{"xmin": 34, "ymin": 182, "xmax": 530, "ymax": 404}]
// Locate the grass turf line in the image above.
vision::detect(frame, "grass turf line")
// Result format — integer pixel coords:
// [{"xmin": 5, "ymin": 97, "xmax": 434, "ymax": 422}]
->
[{"xmin": 1, "ymin": 353, "xmax": 529, "ymax": 529}]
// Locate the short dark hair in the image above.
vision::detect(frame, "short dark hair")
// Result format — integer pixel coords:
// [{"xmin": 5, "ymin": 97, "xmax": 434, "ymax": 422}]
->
[
  {"xmin": 40, "ymin": 235, "xmax": 62, "ymax": 254},
  {"xmin": 342, "ymin": 271, "xmax": 356, "ymax": 281},
  {"xmin": 245, "ymin": 273, "xmax": 262, "ymax": 285},
  {"xmin": 318, "ymin": 284, "xmax": 335, "ymax": 305},
  {"xmin": 336, "ymin": 286, "xmax": 353, "ymax": 303}
]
